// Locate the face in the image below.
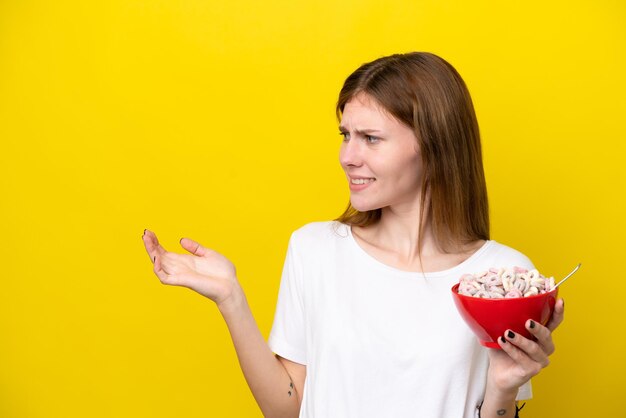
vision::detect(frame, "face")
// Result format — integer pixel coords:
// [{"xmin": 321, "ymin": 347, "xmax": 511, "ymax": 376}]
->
[{"xmin": 339, "ymin": 93, "xmax": 424, "ymax": 213}]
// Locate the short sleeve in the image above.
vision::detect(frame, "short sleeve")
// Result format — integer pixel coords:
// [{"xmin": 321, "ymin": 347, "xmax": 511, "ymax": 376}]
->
[{"xmin": 268, "ymin": 235, "xmax": 307, "ymax": 365}]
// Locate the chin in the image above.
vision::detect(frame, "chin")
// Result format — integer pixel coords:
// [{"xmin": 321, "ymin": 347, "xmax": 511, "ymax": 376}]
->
[{"xmin": 350, "ymin": 198, "xmax": 382, "ymax": 213}]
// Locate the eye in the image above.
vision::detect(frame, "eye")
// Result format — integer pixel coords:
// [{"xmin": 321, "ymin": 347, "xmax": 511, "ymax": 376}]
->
[
  {"xmin": 365, "ymin": 135, "xmax": 380, "ymax": 144},
  {"xmin": 339, "ymin": 131, "xmax": 350, "ymax": 141}
]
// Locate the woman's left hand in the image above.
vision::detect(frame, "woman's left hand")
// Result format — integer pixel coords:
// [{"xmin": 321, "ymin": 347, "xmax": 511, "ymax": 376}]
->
[{"xmin": 486, "ymin": 298, "xmax": 565, "ymax": 393}]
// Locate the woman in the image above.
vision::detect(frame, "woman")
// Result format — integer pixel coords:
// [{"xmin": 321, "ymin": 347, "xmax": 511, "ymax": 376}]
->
[{"xmin": 142, "ymin": 52, "xmax": 564, "ymax": 418}]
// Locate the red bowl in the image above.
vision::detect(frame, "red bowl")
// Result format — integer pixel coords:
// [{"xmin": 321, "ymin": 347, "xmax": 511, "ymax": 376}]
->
[{"xmin": 451, "ymin": 283, "xmax": 558, "ymax": 349}]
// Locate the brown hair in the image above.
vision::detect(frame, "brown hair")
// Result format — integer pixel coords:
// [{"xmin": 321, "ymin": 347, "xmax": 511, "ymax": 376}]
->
[{"xmin": 335, "ymin": 52, "xmax": 489, "ymax": 252}]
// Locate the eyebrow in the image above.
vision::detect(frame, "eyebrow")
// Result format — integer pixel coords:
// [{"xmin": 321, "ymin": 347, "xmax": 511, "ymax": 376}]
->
[{"xmin": 338, "ymin": 126, "xmax": 383, "ymax": 134}]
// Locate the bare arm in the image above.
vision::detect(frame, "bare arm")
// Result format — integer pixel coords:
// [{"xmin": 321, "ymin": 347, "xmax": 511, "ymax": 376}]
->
[
  {"xmin": 142, "ymin": 230, "xmax": 305, "ymax": 418},
  {"xmin": 218, "ymin": 287, "xmax": 306, "ymax": 417}
]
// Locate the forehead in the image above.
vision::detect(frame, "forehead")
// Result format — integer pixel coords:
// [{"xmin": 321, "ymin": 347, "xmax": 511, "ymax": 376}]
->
[{"xmin": 340, "ymin": 93, "xmax": 396, "ymax": 128}]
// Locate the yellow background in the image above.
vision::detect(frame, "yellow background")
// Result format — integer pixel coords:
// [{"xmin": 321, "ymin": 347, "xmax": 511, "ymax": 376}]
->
[{"xmin": 1, "ymin": 0, "xmax": 624, "ymax": 416}]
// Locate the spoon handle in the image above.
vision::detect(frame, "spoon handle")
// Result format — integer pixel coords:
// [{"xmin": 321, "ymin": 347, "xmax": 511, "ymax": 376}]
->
[{"xmin": 555, "ymin": 263, "xmax": 582, "ymax": 288}]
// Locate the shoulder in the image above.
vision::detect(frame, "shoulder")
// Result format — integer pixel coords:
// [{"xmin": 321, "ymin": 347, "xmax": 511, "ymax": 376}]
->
[
  {"xmin": 290, "ymin": 221, "xmax": 348, "ymax": 243},
  {"xmin": 480, "ymin": 241, "xmax": 535, "ymax": 270},
  {"xmin": 289, "ymin": 221, "xmax": 349, "ymax": 250}
]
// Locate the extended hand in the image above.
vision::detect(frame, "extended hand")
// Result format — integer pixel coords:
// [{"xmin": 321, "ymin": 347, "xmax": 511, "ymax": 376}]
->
[{"xmin": 142, "ymin": 229, "xmax": 239, "ymax": 306}]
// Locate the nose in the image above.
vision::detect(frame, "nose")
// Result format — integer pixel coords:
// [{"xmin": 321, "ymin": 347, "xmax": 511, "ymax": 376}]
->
[{"xmin": 339, "ymin": 138, "xmax": 363, "ymax": 168}]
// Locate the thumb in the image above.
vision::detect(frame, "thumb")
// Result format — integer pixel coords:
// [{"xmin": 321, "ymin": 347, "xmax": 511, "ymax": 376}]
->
[{"xmin": 179, "ymin": 237, "xmax": 209, "ymax": 257}]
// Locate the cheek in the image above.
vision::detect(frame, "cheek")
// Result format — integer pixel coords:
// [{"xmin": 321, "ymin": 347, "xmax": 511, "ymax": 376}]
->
[{"xmin": 391, "ymin": 153, "xmax": 422, "ymax": 181}]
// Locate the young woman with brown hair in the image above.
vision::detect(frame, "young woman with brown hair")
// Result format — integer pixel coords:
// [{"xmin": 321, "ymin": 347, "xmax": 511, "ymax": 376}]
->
[{"xmin": 142, "ymin": 52, "xmax": 564, "ymax": 418}]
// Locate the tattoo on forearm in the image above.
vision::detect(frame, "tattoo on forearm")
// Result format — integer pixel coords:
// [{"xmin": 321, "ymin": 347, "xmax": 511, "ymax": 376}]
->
[
  {"xmin": 288, "ymin": 381, "xmax": 294, "ymax": 397},
  {"xmin": 497, "ymin": 409, "xmax": 506, "ymax": 416}
]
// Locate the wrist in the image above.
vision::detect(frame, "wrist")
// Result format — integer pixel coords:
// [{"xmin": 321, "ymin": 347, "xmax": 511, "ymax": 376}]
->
[
  {"xmin": 485, "ymin": 380, "xmax": 518, "ymax": 402},
  {"xmin": 217, "ymin": 282, "xmax": 247, "ymax": 318},
  {"xmin": 480, "ymin": 382, "xmax": 518, "ymax": 418},
  {"xmin": 486, "ymin": 364, "xmax": 523, "ymax": 400}
]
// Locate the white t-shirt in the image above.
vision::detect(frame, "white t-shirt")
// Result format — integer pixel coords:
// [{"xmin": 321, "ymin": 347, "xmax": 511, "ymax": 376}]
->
[{"xmin": 268, "ymin": 222, "xmax": 533, "ymax": 418}]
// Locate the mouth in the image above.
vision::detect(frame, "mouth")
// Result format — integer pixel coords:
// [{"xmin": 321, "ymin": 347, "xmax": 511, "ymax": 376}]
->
[
  {"xmin": 350, "ymin": 178, "xmax": 376, "ymax": 185},
  {"xmin": 348, "ymin": 177, "xmax": 376, "ymax": 192}
]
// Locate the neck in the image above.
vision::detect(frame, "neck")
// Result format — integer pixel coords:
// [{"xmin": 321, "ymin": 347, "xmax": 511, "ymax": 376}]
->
[{"xmin": 373, "ymin": 203, "xmax": 441, "ymax": 262}]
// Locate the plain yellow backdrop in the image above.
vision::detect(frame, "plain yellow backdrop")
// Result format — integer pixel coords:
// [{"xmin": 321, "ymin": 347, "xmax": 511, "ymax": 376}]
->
[{"xmin": 1, "ymin": 0, "xmax": 624, "ymax": 416}]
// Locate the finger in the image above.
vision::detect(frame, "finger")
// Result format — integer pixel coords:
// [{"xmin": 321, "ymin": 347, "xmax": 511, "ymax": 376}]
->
[
  {"xmin": 525, "ymin": 319, "xmax": 555, "ymax": 355},
  {"xmin": 180, "ymin": 237, "xmax": 211, "ymax": 257},
  {"xmin": 496, "ymin": 335, "xmax": 541, "ymax": 383},
  {"xmin": 545, "ymin": 298, "xmax": 565, "ymax": 332},
  {"xmin": 142, "ymin": 229, "xmax": 167, "ymax": 262},
  {"xmin": 503, "ymin": 330, "xmax": 550, "ymax": 369},
  {"xmin": 153, "ymin": 254, "xmax": 179, "ymax": 285},
  {"xmin": 141, "ymin": 231, "xmax": 153, "ymax": 263}
]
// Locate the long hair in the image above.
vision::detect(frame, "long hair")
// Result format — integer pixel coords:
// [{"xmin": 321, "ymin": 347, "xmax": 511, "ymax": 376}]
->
[{"xmin": 335, "ymin": 52, "xmax": 489, "ymax": 252}]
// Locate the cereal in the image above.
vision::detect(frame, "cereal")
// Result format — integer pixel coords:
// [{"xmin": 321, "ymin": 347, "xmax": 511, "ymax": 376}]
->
[{"xmin": 458, "ymin": 267, "xmax": 555, "ymax": 298}]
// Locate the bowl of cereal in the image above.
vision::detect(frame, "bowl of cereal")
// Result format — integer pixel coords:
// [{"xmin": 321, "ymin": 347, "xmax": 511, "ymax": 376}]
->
[{"xmin": 451, "ymin": 267, "xmax": 558, "ymax": 349}]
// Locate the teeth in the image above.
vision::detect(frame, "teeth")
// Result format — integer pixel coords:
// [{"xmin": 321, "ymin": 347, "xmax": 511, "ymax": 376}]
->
[{"xmin": 351, "ymin": 178, "xmax": 375, "ymax": 185}]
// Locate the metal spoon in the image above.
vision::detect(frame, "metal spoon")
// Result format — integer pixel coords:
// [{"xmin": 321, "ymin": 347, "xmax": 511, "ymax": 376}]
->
[{"xmin": 555, "ymin": 263, "xmax": 582, "ymax": 288}]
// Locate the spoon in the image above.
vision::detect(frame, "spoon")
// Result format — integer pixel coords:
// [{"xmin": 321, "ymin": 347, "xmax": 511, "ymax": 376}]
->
[{"xmin": 554, "ymin": 263, "xmax": 582, "ymax": 288}]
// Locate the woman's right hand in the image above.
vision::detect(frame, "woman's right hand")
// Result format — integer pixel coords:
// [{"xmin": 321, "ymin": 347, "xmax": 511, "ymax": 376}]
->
[{"xmin": 142, "ymin": 229, "xmax": 239, "ymax": 308}]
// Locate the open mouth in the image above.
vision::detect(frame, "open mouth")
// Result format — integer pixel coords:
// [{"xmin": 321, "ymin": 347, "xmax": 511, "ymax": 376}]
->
[{"xmin": 350, "ymin": 178, "xmax": 376, "ymax": 185}]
